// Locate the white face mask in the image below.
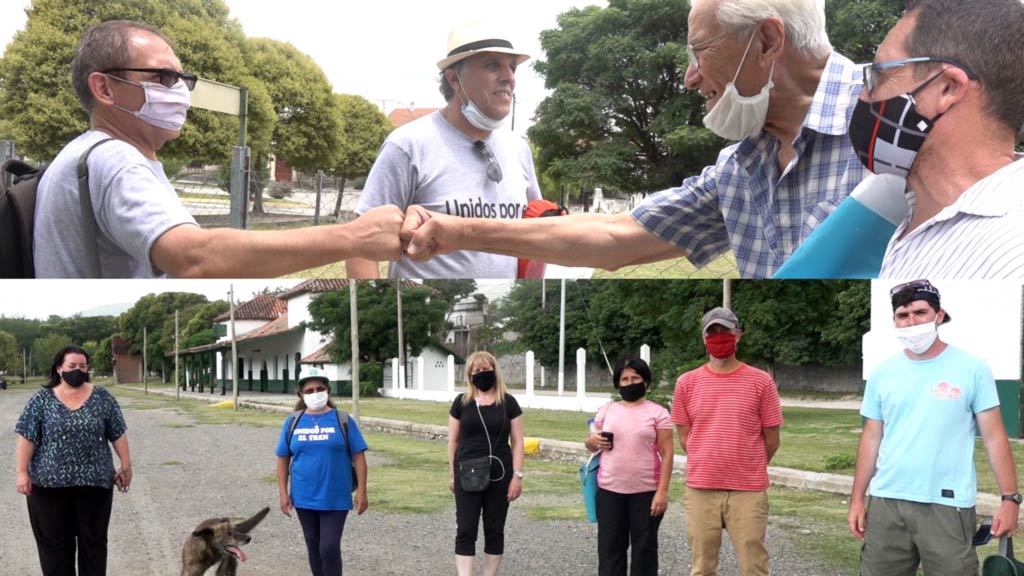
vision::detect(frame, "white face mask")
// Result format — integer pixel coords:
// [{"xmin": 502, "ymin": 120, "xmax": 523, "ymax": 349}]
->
[
  {"xmin": 701, "ymin": 31, "xmax": 774, "ymax": 141},
  {"xmin": 895, "ymin": 320, "xmax": 939, "ymax": 355},
  {"xmin": 456, "ymin": 74, "xmax": 507, "ymax": 132},
  {"xmin": 107, "ymin": 75, "xmax": 191, "ymax": 131},
  {"xmin": 302, "ymin": 390, "xmax": 329, "ymax": 411}
]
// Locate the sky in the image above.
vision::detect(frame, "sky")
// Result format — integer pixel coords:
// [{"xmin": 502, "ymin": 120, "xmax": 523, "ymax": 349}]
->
[{"xmin": 0, "ymin": 0, "xmax": 607, "ymax": 132}]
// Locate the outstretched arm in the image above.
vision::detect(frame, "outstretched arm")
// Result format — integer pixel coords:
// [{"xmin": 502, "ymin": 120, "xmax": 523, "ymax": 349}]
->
[
  {"xmin": 151, "ymin": 205, "xmax": 404, "ymax": 278},
  {"xmin": 401, "ymin": 207, "xmax": 687, "ymax": 270}
]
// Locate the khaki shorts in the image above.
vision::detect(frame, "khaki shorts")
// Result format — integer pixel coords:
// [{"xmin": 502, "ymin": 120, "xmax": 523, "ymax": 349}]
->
[{"xmin": 860, "ymin": 496, "xmax": 977, "ymax": 576}]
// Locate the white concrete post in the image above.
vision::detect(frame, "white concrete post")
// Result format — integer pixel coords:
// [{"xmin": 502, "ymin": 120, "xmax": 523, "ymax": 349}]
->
[
  {"xmin": 447, "ymin": 355, "xmax": 456, "ymax": 401},
  {"xmin": 416, "ymin": 356, "xmax": 424, "ymax": 393},
  {"xmin": 391, "ymin": 358, "xmax": 400, "ymax": 395},
  {"xmin": 576, "ymin": 348, "xmax": 587, "ymax": 408},
  {"xmin": 398, "ymin": 361, "xmax": 407, "ymax": 399},
  {"xmin": 640, "ymin": 344, "xmax": 651, "ymax": 365},
  {"xmin": 525, "ymin": 351, "xmax": 535, "ymax": 408}
]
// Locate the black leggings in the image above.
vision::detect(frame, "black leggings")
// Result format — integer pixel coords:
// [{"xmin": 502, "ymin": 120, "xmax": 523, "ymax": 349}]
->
[
  {"xmin": 296, "ymin": 508, "xmax": 349, "ymax": 576},
  {"xmin": 596, "ymin": 488, "xmax": 664, "ymax": 576},
  {"xmin": 454, "ymin": 463, "xmax": 512, "ymax": 556},
  {"xmin": 26, "ymin": 485, "xmax": 113, "ymax": 576}
]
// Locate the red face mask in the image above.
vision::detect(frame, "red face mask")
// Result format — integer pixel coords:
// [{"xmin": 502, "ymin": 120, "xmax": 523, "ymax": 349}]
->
[{"xmin": 704, "ymin": 332, "xmax": 737, "ymax": 359}]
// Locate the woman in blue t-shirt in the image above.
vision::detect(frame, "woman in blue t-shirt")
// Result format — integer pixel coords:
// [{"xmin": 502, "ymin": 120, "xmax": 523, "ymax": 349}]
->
[
  {"xmin": 276, "ymin": 367, "xmax": 368, "ymax": 576},
  {"xmin": 14, "ymin": 345, "xmax": 132, "ymax": 576}
]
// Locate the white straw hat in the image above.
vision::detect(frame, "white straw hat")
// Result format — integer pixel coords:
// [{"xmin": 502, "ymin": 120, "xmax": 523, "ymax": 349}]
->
[{"xmin": 436, "ymin": 20, "xmax": 531, "ymax": 71}]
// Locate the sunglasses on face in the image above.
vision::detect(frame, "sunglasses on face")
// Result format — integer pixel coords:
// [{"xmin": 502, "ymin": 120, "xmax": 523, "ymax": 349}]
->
[
  {"xmin": 473, "ymin": 140, "xmax": 503, "ymax": 183},
  {"xmin": 888, "ymin": 279, "xmax": 939, "ymax": 298},
  {"xmin": 861, "ymin": 57, "xmax": 977, "ymax": 96},
  {"xmin": 102, "ymin": 67, "xmax": 199, "ymax": 91},
  {"xmin": 303, "ymin": 386, "xmax": 328, "ymax": 394}
]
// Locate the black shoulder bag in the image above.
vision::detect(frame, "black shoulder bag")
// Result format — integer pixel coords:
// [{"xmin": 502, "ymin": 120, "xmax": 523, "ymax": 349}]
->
[{"xmin": 457, "ymin": 400, "xmax": 505, "ymax": 493}]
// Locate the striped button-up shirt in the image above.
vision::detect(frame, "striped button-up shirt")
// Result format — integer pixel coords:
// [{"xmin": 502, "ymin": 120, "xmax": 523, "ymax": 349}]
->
[
  {"xmin": 632, "ymin": 52, "xmax": 867, "ymax": 278},
  {"xmin": 880, "ymin": 156, "xmax": 1024, "ymax": 279}
]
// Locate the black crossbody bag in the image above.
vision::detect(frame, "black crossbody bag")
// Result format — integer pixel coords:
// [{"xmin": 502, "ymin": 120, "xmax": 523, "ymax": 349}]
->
[{"xmin": 458, "ymin": 400, "xmax": 505, "ymax": 493}]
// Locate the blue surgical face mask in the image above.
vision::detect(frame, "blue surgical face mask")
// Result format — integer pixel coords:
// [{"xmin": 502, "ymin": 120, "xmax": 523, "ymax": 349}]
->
[{"xmin": 456, "ymin": 74, "xmax": 507, "ymax": 132}]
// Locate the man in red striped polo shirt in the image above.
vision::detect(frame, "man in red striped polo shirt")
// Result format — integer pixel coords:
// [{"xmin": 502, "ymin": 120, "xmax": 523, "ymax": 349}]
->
[{"xmin": 671, "ymin": 307, "xmax": 784, "ymax": 576}]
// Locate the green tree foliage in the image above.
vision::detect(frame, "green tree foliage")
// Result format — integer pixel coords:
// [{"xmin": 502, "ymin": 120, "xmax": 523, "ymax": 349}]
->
[
  {"xmin": 0, "ymin": 317, "xmax": 45, "ymax": 353},
  {"xmin": 247, "ymin": 37, "xmax": 342, "ymax": 172},
  {"xmin": 529, "ymin": 0, "xmax": 723, "ymax": 195},
  {"xmin": 0, "ymin": 331, "xmax": 18, "ymax": 373},
  {"xmin": 0, "ymin": 0, "xmax": 274, "ymax": 163},
  {"xmin": 119, "ymin": 292, "xmax": 210, "ymax": 376},
  {"xmin": 306, "ymin": 282, "xmax": 449, "ymax": 395},
  {"xmin": 330, "ymin": 93, "xmax": 392, "ymax": 217},
  {"xmin": 51, "ymin": 315, "xmax": 118, "ymax": 347},
  {"xmin": 495, "ymin": 280, "xmax": 869, "ymax": 384},
  {"xmin": 825, "ymin": 0, "xmax": 905, "ymax": 64},
  {"xmin": 82, "ymin": 337, "xmax": 113, "ymax": 375},
  {"xmin": 31, "ymin": 333, "xmax": 73, "ymax": 375}
]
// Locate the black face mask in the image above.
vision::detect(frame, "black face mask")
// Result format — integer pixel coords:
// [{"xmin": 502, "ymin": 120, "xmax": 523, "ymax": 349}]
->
[
  {"xmin": 619, "ymin": 382, "xmax": 646, "ymax": 402},
  {"xmin": 472, "ymin": 370, "xmax": 497, "ymax": 392},
  {"xmin": 848, "ymin": 73, "xmax": 945, "ymax": 178},
  {"xmin": 61, "ymin": 369, "xmax": 89, "ymax": 388}
]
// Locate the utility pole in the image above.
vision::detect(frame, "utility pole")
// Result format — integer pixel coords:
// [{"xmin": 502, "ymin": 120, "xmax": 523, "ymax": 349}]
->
[
  {"xmin": 350, "ymin": 281, "xmax": 360, "ymax": 421},
  {"xmin": 723, "ymin": 279, "xmax": 732, "ymax": 309},
  {"xmin": 230, "ymin": 284, "xmax": 239, "ymax": 410}
]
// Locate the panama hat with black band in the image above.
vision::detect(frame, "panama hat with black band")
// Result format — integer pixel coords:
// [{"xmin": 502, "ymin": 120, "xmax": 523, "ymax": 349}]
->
[{"xmin": 436, "ymin": 21, "xmax": 530, "ymax": 71}]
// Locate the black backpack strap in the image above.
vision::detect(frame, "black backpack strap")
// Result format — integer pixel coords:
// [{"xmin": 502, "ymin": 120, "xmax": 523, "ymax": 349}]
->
[
  {"xmin": 286, "ymin": 409, "xmax": 306, "ymax": 455},
  {"xmin": 76, "ymin": 137, "xmax": 116, "ymax": 277}
]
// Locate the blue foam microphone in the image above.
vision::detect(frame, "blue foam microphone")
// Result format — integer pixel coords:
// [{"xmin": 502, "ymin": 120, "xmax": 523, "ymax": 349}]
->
[{"xmin": 774, "ymin": 174, "xmax": 907, "ymax": 279}]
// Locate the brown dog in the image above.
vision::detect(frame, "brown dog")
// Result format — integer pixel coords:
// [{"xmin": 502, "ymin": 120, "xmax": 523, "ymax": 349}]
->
[{"xmin": 180, "ymin": 507, "xmax": 269, "ymax": 576}]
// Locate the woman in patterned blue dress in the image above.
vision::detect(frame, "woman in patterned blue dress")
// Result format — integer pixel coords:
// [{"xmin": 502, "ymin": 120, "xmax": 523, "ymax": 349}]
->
[{"xmin": 14, "ymin": 345, "xmax": 132, "ymax": 576}]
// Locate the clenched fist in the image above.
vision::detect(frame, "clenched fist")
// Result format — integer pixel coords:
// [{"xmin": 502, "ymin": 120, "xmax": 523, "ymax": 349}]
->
[
  {"xmin": 352, "ymin": 204, "xmax": 405, "ymax": 262},
  {"xmin": 400, "ymin": 205, "xmax": 464, "ymax": 262}
]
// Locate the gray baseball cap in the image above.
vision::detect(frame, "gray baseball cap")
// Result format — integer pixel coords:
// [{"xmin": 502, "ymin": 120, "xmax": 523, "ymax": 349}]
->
[{"xmin": 701, "ymin": 307, "xmax": 739, "ymax": 335}]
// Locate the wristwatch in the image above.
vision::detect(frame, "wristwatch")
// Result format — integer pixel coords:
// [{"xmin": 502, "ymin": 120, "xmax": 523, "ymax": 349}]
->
[
  {"xmin": 1002, "ymin": 492, "xmax": 1023, "ymax": 505},
  {"xmin": 514, "ymin": 470, "xmax": 525, "ymax": 479}
]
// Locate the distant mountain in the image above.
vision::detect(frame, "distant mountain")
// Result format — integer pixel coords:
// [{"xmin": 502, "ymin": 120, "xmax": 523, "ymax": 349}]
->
[{"xmin": 79, "ymin": 303, "xmax": 131, "ymax": 317}]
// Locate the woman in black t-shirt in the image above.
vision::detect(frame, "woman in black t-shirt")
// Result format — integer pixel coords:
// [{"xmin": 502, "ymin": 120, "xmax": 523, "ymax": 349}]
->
[{"xmin": 449, "ymin": 351, "xmax": 524, "ymax": 576}]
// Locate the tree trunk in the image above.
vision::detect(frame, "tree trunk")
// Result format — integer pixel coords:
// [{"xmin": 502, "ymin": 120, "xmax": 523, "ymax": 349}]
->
[
  {"xmin": 332, "ymin": 176, "xmax": 348, "ymax": 218},
  {"xmin": 251, "ymin": 181, "xmax": 264, "ymax": 214}
]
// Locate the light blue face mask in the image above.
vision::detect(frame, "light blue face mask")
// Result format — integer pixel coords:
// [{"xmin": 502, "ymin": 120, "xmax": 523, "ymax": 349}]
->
[{"xmin": 456, "ymin": 73, "xmax": 507, "ymax": 132}]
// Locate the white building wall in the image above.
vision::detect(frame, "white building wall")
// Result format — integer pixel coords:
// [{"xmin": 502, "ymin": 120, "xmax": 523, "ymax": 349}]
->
[
  {"xmin": 287, "ymin": 293, "xmax": 316, "ymax": 328},
  {"xmin": 217, "ymin": 319, "xmax": 266, "ymax": 342}
]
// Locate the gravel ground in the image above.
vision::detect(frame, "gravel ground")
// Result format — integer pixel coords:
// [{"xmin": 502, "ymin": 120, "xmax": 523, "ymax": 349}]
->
[{"xmin": 1, "ymin": 387, "xmax": 832, "ymax": 575}]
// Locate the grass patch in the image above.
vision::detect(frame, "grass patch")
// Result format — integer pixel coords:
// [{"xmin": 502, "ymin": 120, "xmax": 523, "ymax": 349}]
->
[
  {"xmin": 261, "ymin": 474, "xmax": 279, "ymax": 485},
  {"xmin": 111, "ymin": 387, "xmax": 282, "ymax": 428},
  {"xmin": 593, "ymin": 253, "xmax": 738, "ymax": 280},
  {"xmin": 768, "ymin": 487, "xmax": 860, "ymax": 575},
  {"xmin": 161, "ymin": 460, "xmax": 183, "ymax": 466},
  {"xmin": 526, "ymin": 506, "xmax": 587, "ymax": 521},
  {"xmin": 161, "ymin": 423, "xmax": 194, "ymax": 429}
]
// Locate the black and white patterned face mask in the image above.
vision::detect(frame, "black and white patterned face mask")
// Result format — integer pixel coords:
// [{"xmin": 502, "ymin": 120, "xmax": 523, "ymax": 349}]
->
[{"xmin": 848, "ymin": 73, "xmax": 945, "ymax": 178}]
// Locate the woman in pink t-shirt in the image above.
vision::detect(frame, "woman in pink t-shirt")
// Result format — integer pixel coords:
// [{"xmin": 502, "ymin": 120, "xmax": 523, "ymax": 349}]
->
[{"xmin": 584, "ymin": 357, "xmax": 674, "ymax": 576}]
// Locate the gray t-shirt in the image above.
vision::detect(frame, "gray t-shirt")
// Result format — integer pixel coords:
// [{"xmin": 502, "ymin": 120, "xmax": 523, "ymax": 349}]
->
[
  {"xmin": 33, "ymin": 130, "xmax": 197, "ymax": 278},
  {"xmin": 356, "ymin": 111, "xmax": 541, "ymax": 279}
]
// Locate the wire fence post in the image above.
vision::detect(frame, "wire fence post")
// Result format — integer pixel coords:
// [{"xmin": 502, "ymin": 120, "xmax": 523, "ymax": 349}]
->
[
  {"xmin": 314, "ymin": 170, "xmax": 324, "ymax": 225},
  {"xmin": 229, "ymin": 146, "xmax": 250, "ymax": 230}
]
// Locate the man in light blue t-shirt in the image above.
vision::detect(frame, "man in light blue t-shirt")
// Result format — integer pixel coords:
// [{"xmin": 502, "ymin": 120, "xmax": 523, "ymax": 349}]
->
[{"xmin": 848, "ymin": 279, "xmax": 1019, "ymax": 575}]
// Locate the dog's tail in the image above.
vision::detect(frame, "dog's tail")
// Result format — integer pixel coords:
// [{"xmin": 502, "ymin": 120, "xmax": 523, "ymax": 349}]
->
[{"xmin": 235, "ymin": 507, "xmax": 270, "ymax": 534}]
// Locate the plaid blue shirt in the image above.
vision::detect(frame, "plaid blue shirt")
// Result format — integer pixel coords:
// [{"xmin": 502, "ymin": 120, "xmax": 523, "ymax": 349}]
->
[{"xmin": 632, "ymin": 53, "xmax": 868, "ymax": 278}]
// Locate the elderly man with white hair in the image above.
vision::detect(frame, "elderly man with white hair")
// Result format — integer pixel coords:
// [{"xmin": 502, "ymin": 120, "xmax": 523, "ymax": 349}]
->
[{"xmin": 400, "ymin": 0, "xmax": 869, "ymax": 279}]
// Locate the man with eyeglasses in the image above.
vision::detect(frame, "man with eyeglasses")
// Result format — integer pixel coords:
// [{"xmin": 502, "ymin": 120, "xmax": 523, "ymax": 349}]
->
[
  {"xmin": 850, "ymin": 0, "xmax": 1024, "ymax": 278},
  {"xmin": 346, "ymin": 21, "xmax": 542, "ymax": 279},
  {"xmin": 34, "ymin": 20, "xmax": 403, "ymax": 278},
  {"xmin": 401, "ymin": 0, "xmax": 869, "ymax": 279},
  {"xmin": 849, "ymin": 280, "xmax": 1019, "ymax": 575}
]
